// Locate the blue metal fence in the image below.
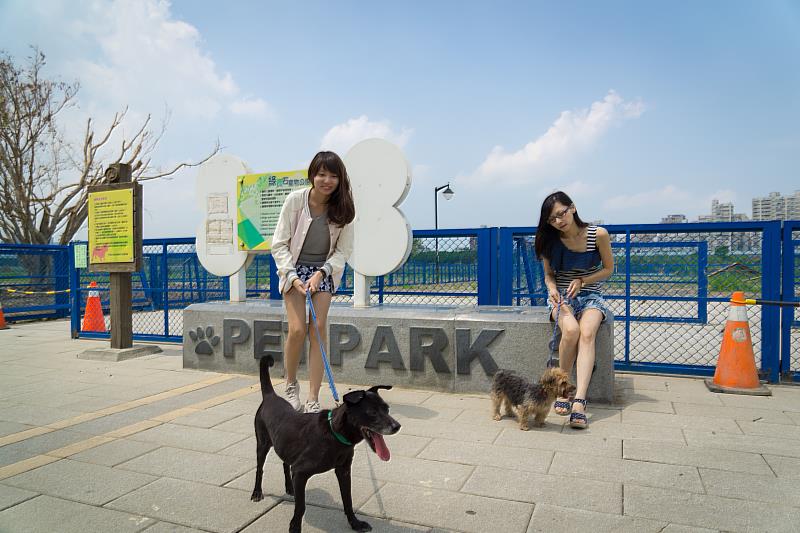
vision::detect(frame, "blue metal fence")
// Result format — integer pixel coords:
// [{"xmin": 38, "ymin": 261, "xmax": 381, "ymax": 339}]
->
[{"xmin": 3, "ymin": 221, "xmax": 798, "ymax": 383}]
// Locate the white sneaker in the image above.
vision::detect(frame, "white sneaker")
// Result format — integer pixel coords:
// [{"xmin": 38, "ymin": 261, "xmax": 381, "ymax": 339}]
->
[
  {"xmin": 304, "ymin": 400, "xmax": 321, "ymax": 414},
  {"xmin": 285, "ymin": 381, "xmax": 302, "ymax": 412}
]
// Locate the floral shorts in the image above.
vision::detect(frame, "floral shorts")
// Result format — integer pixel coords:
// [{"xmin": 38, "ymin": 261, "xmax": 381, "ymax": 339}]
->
[
  {"xmin": 295, "ymin": 264, "xmax": 333, "ymax": 293},
  {"xmin": 548, "ymin": 292, "xmax": 610, "ymax": 322}
]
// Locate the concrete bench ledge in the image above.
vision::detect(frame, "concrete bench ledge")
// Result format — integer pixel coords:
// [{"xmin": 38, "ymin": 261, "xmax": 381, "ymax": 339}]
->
[{"xmin": 183, "ymin": 301, "xmax": 614, "ymax": 403}]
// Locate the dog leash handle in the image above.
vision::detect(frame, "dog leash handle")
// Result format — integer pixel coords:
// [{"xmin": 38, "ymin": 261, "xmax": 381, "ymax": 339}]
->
[
  {"xmin": 547, "ymin": 290, "xmax": 565, "ymax": 368},
  {"xmin": 307, "ymin": 291, "xmax": 340, "ymax": 403}
]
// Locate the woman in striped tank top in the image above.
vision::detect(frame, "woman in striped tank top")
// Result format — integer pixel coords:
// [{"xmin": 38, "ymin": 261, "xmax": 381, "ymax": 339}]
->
[{"xmin": 534, "ymin": 191, "xmax": 614, "ymax": 428}]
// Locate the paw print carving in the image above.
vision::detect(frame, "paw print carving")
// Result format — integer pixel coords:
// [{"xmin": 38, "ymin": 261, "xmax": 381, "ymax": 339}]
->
[{"xmin": 188, "ymin": 326, "xmax": 220, "ymax": 355}]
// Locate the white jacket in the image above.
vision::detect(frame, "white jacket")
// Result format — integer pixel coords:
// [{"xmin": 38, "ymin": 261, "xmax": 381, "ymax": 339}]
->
[{"xmin": 270, "ymin": 187, "xmax": 354, "ymax": 294}]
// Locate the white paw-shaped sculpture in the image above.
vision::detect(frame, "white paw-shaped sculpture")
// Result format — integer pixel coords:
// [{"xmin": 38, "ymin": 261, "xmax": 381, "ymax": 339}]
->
[
  {"xmin": 195, "ymin": 154, "xmax": 253, "ymax": 277},
  {"xmin": 345, "ymin": 139, "xmax": 412, "ymax": 277}
]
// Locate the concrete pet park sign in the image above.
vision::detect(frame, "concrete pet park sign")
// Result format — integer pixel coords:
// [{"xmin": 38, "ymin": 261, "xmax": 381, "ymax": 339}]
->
[{"xmin": 183, "ymin": 301, "xmax": 614, "ymax": 401}]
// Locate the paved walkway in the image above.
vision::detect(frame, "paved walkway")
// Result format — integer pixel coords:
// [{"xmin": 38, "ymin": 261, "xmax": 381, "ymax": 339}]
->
[{"xmin": 2, "ymin": 320, "xmax": 800, "ymax": 532}]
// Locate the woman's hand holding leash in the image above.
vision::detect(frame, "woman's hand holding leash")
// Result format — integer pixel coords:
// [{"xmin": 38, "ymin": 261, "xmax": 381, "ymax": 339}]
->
[
  {"xmin": 566, "ymin": 278, "xmax": 584, "ymax": 298},
  {"xmin": 548, "ymin": 287, "xmax": 562, "ymax": 306},
  {"xmin": 291, "ymin": 278, "xmax": 307, "ymax": 295},
  {"xmin": 305, "ymin": 271, "xmax": 324, "ymax": 294}
]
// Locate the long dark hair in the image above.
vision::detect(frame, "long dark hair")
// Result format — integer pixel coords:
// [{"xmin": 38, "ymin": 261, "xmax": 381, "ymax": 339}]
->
[
  {"xmin": 308, "ymin": 151, "xmax": 355, "ymax": 227},
  {"xmin": 534, "ymin": 191, "xmax": 589, "ymax": 260}
]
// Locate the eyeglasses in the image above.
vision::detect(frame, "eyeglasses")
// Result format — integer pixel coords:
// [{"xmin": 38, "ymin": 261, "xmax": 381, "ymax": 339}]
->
[{"xmin": 547, "ymin": 206, "xmax": 573, "ymax": 225}]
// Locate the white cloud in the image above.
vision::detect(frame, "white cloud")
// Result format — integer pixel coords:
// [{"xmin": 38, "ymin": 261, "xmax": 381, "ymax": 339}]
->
[
  {"xmin": 467, "ymin": 90, "xmax": 644, "ymax": 186},
  {"xmin": 604, "ymin": 185, "xmax": 691, "ymax": 210},
  {"xmin": 229, "ymin": 97, "xmax": 273, "ymax": 118},
  {"xmin": 320, "ymin": 115, "xmax": 413, "ymax": 155}
]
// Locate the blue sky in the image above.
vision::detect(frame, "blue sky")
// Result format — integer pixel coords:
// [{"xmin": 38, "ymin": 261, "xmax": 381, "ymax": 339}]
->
[{"xmin": 2, "ymin": 0, "xmax": 798, "ymax": 238}]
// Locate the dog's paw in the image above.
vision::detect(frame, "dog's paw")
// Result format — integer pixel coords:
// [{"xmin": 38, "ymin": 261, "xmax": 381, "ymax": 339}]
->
[
  {"xmin": 519, "ymin": 425, "xmax": 530, "ymax": 431},
  {"xmin": 492, "ymin": 414, "xmax": 502, "ymax": 421},
  {"xmin": 349, "ymin": 518, "xmax": 372, "ymax": 532},
  {"xmin": 191, "ymin": 326, "xmax": 220, "ymax": 355},
  {"xmin": 250, "ymin": 489, "xmax": 263, "ymax": 502}
]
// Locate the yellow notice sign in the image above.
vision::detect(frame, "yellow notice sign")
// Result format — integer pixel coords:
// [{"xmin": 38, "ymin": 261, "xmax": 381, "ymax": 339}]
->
[{"xmin": 88, "ymin": 188, "xmax": 134, "ymax": 263}]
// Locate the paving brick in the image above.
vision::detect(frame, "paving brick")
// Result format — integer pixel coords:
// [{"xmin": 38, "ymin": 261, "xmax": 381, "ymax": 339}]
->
[
  {"xmin": 241, "ymin": 501, "xmax": 429, "ymax": 532},
  {"xmin": 548, "ymin": 451, "xmax": 704, "ymax": 492},
  {"xmin": 359, "ymin": 482, "xmax": 533, "ymax": 533},
  {"xmin": 118, "ymin": 446, "xmax": 253, "ymax": 486},
  {"xmin": 3, "ymin": 458, "xmax": 156, "ymax": 506},
  {"xmin": 0, "ymin": 484, "xmax": 38, "ymax": 512},
  {"xmin": 418, "ymin": 438, "xmax": 553, "ymax": 473},
  {"xmin": 169, "ymin": 409, "xmax": 239, "ymax": 429},
  {"xmin": 0, "ymin": 494, "xmax": 155, "ymax": 533},
  {"xmin": 350, "ymin": 453, "xmax": 473, "ymax": 491},
  {"xmin": 106, "ymin": 477, "xmax": 276, "ymax": 533},
  {"xmin": 128, "ymin": 423, "xmax": 248, "ymax": 453},
  {"xmin": 763, "ymin": 454, "xmax": 800, "ymax": 479},
  {"xmin": 623, "ymin": 439, "xmax": 772, "ymax": 475},
  {"xmin": 683, "ymin": 429, "xmax": 800, "ymax": 458},
  {"xmin": 461, "ymin": 465, "xmax": 621, "ymax": 514},
  {"xmin": 141, "ymin": 521, "xmax": 206, "ymax": 533},
  {"xmin": 211, "ymin": 414, "xmax": 253, "ymax": 434},
  {"xmin": 0, "ymin": 421, "xmax": 34, "ymax": 438},
  {"xmin": 624, "ymin": 484, "xmax": 800, "ymax": 532},
  {"xmin": 69, "ymin": 438, "xmax": 161, "ymax": 467},
  {"xmin": 699, "ymin": 468, "xmax": 800, "ymax": 507},
  {"xmin": 495, "ymin": 427, "xmax": 622, "ymax": 458},
  {"xmin": 733, "ymin": 419, "xmax": 800, "ymax": 440},
  {"xmin": 0, "ymin": 429, "xmax": 91, "ymax": 467},
  {"xmin": 527, "ymin": 503, "xmax": 667, "ymax": 533},
  {"xmin": 621, "ymin": 409, "xmax": 742, "ymax": 433},
  {"xmin": 673, "ymin": 402, "xmax": 795, "ymax": 425},
  {"xmin": 395, "ymin": 418, "xmax": 502, "ymax": 444},
  {"xmin": 563, "ymin": 420, "xmax": 686, "ymax": 443}
]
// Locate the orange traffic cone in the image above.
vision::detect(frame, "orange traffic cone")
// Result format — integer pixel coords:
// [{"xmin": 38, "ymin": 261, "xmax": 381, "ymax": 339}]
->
[
  {"xmin": 0, "ymin": 302, "xmax": 8, "ymax": 330},
  {"xmin": 705, "ymin": 291, "xmax": 771, "ymax": 396},
  {"xmin": 81, "ymin": 281, "xmax": 106, "ymax": 332}
]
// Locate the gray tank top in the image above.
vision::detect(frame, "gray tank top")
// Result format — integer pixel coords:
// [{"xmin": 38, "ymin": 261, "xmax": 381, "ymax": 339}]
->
[{"xmin": 297, "ymin": 214, "xmax": 330, "ymax": 267}]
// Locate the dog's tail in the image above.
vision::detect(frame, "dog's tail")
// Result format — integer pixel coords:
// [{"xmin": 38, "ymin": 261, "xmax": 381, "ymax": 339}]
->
[{"xmin": 258, "ymin": 355, "xmax": 276, "ymax": 397}]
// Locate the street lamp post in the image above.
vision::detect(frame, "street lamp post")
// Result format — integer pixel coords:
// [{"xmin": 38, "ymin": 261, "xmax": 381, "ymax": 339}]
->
[{"xmin": 434, "ymin": 183, "xmax": 454, "ymax": 284}]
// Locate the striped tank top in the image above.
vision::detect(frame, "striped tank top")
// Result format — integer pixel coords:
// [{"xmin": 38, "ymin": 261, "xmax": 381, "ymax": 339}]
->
[{"xmin": 548, "ymin": 225, "xmax": 603, "ymax": 294}]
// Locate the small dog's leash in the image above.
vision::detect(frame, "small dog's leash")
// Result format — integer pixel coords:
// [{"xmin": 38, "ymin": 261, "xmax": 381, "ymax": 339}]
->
[
  {"xmin": 306, "ymin": 291, "xmax": 341, "ymax": 404},
  {"xmin": 547, "ymin": 291, "xmax": 565, "ymax": 368}
]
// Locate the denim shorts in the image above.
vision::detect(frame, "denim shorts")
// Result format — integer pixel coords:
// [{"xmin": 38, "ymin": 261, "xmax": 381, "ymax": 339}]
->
[
  {"xmin": 548, "ymin": 292, "xmax": 610, "ymax": 322},
  {"xmin": 295, "ymin": 264, "xmax": 333, "ymax": 292}
]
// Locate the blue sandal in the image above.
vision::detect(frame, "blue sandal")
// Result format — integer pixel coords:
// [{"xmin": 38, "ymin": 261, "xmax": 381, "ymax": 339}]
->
[
  {"xmin": 569, "ymin": 398, "xmax": 588, "ymax": 429},
  {"xmin": 553, "ymin": 398, "xmax": 572, "ymax": 416}
]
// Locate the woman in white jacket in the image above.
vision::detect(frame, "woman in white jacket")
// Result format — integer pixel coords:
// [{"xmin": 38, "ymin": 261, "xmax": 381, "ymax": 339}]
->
[{"xmin": 270, "ymin": 151, "xmax": 355, "ymax": 413}]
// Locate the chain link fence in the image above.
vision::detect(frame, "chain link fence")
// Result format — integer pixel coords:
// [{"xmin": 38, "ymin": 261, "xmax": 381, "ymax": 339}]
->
[
  {"xmin": 785, "ymin": 223, "xmax": 800, "ymax": 379},
  {"xmin": 0, "ymin": 244, "xmax": 70, "ymax": 322},
  {"xmin": 508, "ymin": 223, "xmax": 780, "ymax": 377}
]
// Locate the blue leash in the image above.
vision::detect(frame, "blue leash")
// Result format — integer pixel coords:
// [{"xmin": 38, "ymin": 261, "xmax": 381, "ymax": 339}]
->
[{"xmin": 306, "ymin": 291, "xmax": 340, "ymax": 404}]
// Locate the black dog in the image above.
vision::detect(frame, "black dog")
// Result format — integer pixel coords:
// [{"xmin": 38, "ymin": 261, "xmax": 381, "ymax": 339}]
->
[{"xmin": 251, "ymin": 355, "xmax": 401, "ymax": 533}]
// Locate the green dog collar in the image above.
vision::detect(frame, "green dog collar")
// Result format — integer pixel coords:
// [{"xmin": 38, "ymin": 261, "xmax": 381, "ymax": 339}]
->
[{"xmin": 327, "ymin": 411, "xmax": 352, "ymax": 446}]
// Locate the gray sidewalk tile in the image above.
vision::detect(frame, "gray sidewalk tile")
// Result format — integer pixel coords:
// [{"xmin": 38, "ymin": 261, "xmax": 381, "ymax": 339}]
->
[
  {"xmin": 717, "ymin": 391, "xmax": 796, "ymax": 410},
  {"xmin": 0, "ymin": 428, "xmax": 92, "ymax": 467},
  {"xmin": 0, "ymin": 402, "xmax": 84, "ymax": 426},
  {"xmin": 786, "ymin": 411, "xmax": 800, "ymax": 424},
  {"xmin": 563, "ymin": 420, "xmax": 686, "ymax": 443},
  {"xmin": 621, "ymin": 409, "xmax": 743, "ymax": 433},
  {"xmin": 242, "ymin": 501, "xmax": 430, "ymax": 533},
  {"xmin": 548, "ymin": 451, "xmax": 704, "ymax": 492},
  {"xmin": 142, "ymin": 522, "xmax": 207, "ymax": 533},
  {"xmin": 106, "ymin": 477, "xmax": 276, "ymax": 533},
  {"xmin": 417, "ymin": 438, "xmax": 554, "ymax": 473},
  {"xmin": 624, "ymin": 484, "xmax": 800, "ymax": 532},
  {"xmin": 349, "ymin": 453, "xmax": 474, "ymax": 491},
  {"xmin": 70, "ymin": 438, "xmax": 161, "ymax": 467},
  {"xmin": 379, "ymin": 388, "xmax": 434, "ymax": 406},
  {"xmin": 218, "ymin": 436, "xmax": 255, "ymax": 459},
  {"xmin": 623, "ymin": 439, "xmax": 773, "ymax": 475},
  {"xmin": 660, "ymin": 525, "xmax": 719, "ymax": 533},
  {"xmin": 763, "ymin": 454, "xmax": 800, "ymax": 479},
  {"xmin": 625, "ymin": 390, "xmax": 723, "ymax": 407},
  {"xmin": 618, "ymin": 400, "xmax": 676, "ymax": 414},
  {"xmin": 420, "ymin": 394, "xmax": 491, "ymax": 412},
  {"xmin": 393, "ymin": 404, "xmax": 463, "ymax": 424},
  {"xmin": 359, "ymin": 482, "xmax": 533, "ymax": 533},
  {"xmin": 495, "ymin": 427, "xmax": 623, "ymax": 458},
  {"xmin": 699, "ymin": 468, "xmax": 800, "ymax": 507},
  {"xmin": 451, "ymin": 408, "xmax": 568, "ymax": 428},
  {"xmin": 118, "ymin": 446, "xmax": 253, "ymax": 486},
  {"xmin": 461, "ymin": 465, "xmax": 622, "ymax": 514},
  {"xmin": 0, "ymin": 484, "xmax": 38, "ymax": 512},
  {"xmin": 60, "ymin": 394, "xmax": 134, "ymax": 413},
  {"xmin": 396, "ymin": 418, "xmax": 502, "ymax": 444},
  {"xmin": 3, "ymin": 458, "xmax": 157, "ymax": 506},
  {"xmin": 735, "ymin": 419, "xmax": 800, "ymax": 440},
  {"xmin": 211, "ymin": 414, "xmax": 253, "ymax": 434},
  {"xmin": 207, "ymin": 399, "xmax": 261, "ymax": 417},
  {"xmin": 527, "ymin": 503, "xmax": 668, "ymax": 533},
  {"xmin": 128, "ymin": 423, "xmax": 248, "ymax": 453},
  {"xmin": 683, "ymin": 428, "xmax": 800, "ymax": 458},
  {"xmin": 673, "ymin": 402, "xmax": 795, "ymax": 425},
  {"xmin": 225, "ymin": 463, "xmax": 383, "ymax": 510},
  {"xmin": 170, "ymin": 409, "xmax": 240, "ymax": 429},
  {"xmin": 0, "ymin": 494, "xmax": 156, "ymax": 533},
  {"xmin": 0, "ymin": 365, "xmax": 56, "ymax": 378},
  {"xmin": 0, "ymin": 420, "xmax": 34, "ymax": 438}
]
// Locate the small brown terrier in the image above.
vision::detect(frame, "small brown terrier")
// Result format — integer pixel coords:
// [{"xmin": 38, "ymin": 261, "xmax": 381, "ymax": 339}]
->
[{"xmin": 490, "ymin": 367, "xmax": 576, "ymax": 430}]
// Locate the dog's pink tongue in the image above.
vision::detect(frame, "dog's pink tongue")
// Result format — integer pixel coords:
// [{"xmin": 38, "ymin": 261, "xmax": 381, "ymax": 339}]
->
[{"xmin": 372, "ymin": 433, "xmax": 390, "ymax": 461}]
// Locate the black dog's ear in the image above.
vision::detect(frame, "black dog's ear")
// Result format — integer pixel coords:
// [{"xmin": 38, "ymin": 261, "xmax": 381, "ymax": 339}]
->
[
  {"xmin": 343, "ymin": 390, "xmax": 365, "ymax": 405},
  {"xmin": 368, "ymin": 385, "xmax": 392, "ymax": 394}
]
